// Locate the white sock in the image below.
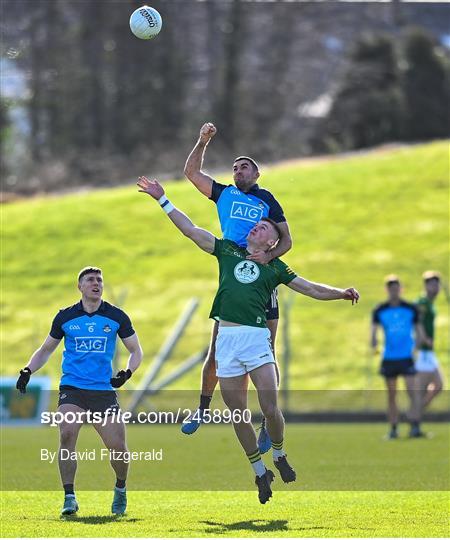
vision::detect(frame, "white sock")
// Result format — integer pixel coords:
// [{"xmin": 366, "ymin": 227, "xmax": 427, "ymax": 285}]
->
[
  {"xmin": 115, "ymin": 486, "xmax": 126, "ymax": 492},
  {"xmin": 252, "ymin": 459, "xmax": 267, "ymax": 477},
  {"xmin": 273, "ymin": 448, "xmax": 286, "ymax": 461}
]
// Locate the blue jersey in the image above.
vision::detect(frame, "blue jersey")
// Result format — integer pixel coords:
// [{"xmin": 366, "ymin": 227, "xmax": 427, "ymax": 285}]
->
[
  {"xmin": 372, "ymin": 301, "xmax": 418, "ymax": 360},
  {"xmin": 210, "ymin": 181, "xmax": 286, "ymax": 247},
  {"xmin": 50, "ymin": 300, "xmax": 135, "ymax": 390}
]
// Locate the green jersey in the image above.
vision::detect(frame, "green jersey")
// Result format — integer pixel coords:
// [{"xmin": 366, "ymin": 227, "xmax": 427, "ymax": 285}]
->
[
  {"xmin": 209, "ymin": 239, "xmax": 297, "ymax": 328},
  {"xmin": 416, "ymin": 295, "xmax": 436, "ymax": 350}
]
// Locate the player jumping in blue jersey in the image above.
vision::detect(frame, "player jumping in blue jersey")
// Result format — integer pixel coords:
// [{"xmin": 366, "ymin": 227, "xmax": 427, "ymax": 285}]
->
[
  {"xmin": 15, "ymin": 267, "xmax": 143, "ymax": 516},
  {"xmin": 182, "ymin": 123, "xmax": 293, "ymax": 453},
  {"xmin": 371, "ymin": 275, "xmax": 424, "ymax": 439}
]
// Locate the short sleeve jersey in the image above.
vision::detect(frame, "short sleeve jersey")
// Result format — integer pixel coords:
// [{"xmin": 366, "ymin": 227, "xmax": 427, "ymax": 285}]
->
[
  {"xmin": 50, "ymin": 300, "xmax": 135, "ymax": 390},
  {"xmin": 210, "ymin": 181, "xmax": 286, "ymax": 247},
  {"xmin": 209, "ymin": 239, "xmax": 296, "ymax": 327},
  {"xmin": 416, "ymin": 296, "xmax": 436, "ymax": 350},
  {"xmin": 372, "ymin": 301, "xmax": 418, "ymax": 360}
]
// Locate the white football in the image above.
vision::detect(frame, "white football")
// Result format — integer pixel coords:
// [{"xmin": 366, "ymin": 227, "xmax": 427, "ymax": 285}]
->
[{"xmin": 129, "ymin": 6, "xmax": 162, "ymax": 40}]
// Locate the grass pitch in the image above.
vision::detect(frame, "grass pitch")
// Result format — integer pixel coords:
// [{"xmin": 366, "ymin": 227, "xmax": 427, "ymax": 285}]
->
[
  {"xmin": 1, "ymin": 490, "xmax": 449, "ymax": 538},
  {"xmin": 1, "ymin": 423, "xmax": 449, "ymax": 537}
]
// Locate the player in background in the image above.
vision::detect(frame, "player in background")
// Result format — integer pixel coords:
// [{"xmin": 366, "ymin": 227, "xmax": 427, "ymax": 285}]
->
[
  {"xmin": 138, "ymin": 176, "xmax": 359, "ymax": 504},
  {"xmin": 16, "ymin": 267, "xmax": 143, "ymax": 516},
  {"xmin": 182, "ymin": 122, "xmax": 293, "ymax": 453},
  {"xmin": 413, "ymin": 271, "xmax": 444, "ymax": 434},
  {"xmin": 371, "ymin": 275, "xmax": 424, "ymax": 439}
]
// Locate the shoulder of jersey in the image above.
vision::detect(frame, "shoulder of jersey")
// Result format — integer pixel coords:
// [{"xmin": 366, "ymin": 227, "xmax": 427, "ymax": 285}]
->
[
  {"xmin": 373, "ymin": 301, "xmax": 389, "ymax": 312},
  {"xmin": 399, "ymin": 300, "xmax": 417, "ymax": 310},
  {"xmin": 102, "ymin": 301, "xmax": 125, "ymax": 315},
  {"xmin": 57, "ymin": 302, "xmax": 79, "ymax": 314},
  {"xmin": 254, "ymin": 186, "xmax": 274, "ymax": 197}
]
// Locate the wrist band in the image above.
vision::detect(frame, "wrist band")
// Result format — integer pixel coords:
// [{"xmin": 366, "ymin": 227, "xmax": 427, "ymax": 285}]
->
[{"xmin": 158, "ymin": 195, "xmax": 175, "ymax": 214}]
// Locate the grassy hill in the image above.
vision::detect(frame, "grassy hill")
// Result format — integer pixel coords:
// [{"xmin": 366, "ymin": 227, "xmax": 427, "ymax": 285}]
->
[{"xmin": 2, "ymin": 141, "xmax": 448, "ymax": 394}]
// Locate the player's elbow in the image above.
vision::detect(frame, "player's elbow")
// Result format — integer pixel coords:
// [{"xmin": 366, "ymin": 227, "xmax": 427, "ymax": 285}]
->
[
  {"xmin": 183, "ymin": 227, "xmax": 197, "ymax": 241},
  {"xmin": 183, "ymin": 165, "xmax": 196, "ymax": 181},
  {"xmin": 136, "ymin": 347, "xmax": 144, "ymax": 365}
]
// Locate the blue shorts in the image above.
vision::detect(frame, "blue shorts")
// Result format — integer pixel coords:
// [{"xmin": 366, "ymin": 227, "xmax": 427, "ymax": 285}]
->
[{"xmin": 380, "ymin": 359, "xmax": 416, "ymax": 378}]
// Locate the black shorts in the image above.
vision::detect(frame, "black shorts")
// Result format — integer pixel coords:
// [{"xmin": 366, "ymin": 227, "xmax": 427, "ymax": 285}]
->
[
  {"xmin": 58, "ymin": 385, "xmax": 120, "ymax": 415},
  {"xmin": 380, "ymin": 359, "xmax": 416, "ymax": 378},
  {"xmin": 265, "ymin": 289, "xmax": 279, "ymax": 321}
]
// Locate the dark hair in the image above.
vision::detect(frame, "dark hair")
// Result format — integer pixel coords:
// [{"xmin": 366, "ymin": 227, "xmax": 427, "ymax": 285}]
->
[
  {"xmin": 234, "ymin": 156, "xmax": 259, "ymax": 172},
  {"xmin": 78, "ymin": 266, "xmax": 102, "ymax": 282},
  {"xmin": 261, "ymin": 217, "xmax": 282, "ymax": 241}
]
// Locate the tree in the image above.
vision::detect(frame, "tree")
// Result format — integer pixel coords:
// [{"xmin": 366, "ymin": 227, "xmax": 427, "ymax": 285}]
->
[
  {"xmin": 323, "ymin": 33, "xmax": 404, "ymax": 150},
  {"xmin": 402, "ymin": 28, "xmax": 450, "ymax": 141}
]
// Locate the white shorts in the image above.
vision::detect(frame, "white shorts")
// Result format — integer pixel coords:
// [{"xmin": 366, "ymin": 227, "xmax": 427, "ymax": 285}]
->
[
  {"xmin": 215, "ymin": 325, "xmax": 275, "ymax": 378},
  {"xmin": 415, "ymin": 350, "xmax": 440, "ymax": 373}
]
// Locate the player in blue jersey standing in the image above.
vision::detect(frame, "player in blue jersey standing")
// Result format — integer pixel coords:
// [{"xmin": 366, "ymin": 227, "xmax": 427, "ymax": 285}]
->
[
  {"xmin": 371, "ymin": 275, "xmax": 424, "ymax": 439},
  {"xmin": 182, "ymin": 123, "xmax": 293, "ymax": 453},
  {"xmin": 15, "ymin": 267, "xmax": 143, "ymax": 516}
]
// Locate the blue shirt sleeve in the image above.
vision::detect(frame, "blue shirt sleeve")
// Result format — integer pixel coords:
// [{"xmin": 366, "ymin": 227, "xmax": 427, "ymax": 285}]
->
[
  {"xmin": 49, "ymin": 311, "xmax": 65, "ymax": 340},
  {"xmin": 266, "ymin": 192, "xmax": 286, "ymax": 223},
  {"xmin": 209, "ymin": 181, "xmax": 228, "ymax": 203},
  {"xmin": 118, "ymin": 310, "xmax": 135, "ymax": 339},
  {"xmin": 372, "ymin": 306, "xmax": 381, "ymax": 324}
]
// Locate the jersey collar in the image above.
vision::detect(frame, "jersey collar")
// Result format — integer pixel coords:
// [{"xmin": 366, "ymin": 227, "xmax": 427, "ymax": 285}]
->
[
  {"xmin": 77, "ymin": 300, "xmax": 106, "ymax": 313},
  {"xmin": 246, "ymin": 183, "xmax": 260, "ymax": 194}
]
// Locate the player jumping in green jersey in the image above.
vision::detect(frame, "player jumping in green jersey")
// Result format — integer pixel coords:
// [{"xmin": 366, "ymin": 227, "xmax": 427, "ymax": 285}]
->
[
  {"xmin": 137, "ymin": 176, "xmax": 359, "ymax": 504},
  {"xmin": 414, "ymin": 271, "xmax": 444, "ymax": 435}
]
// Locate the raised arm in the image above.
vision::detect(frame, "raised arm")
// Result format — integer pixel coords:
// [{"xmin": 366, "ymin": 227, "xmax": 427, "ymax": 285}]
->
[
  {"xmin": 137, "ymin": 176, "xmax": 215, "ymax": 254},
  {"xmin": 287, "ymin": 275, "xmax": 359, "ymax": 304},
  {"xmin": 183, "ymin": 123, "xmax": 217, "ymax": 198},
  {"xmin": 16, "ymin": 335, "xmax": 61, "ymax": 393},
  {"xmin": 269, "ymin": 221, "xmax": 292, "ymax": 259},
  {"xmin": 247, "ymin": 221, "xmax": 293, "ymax": 264}
]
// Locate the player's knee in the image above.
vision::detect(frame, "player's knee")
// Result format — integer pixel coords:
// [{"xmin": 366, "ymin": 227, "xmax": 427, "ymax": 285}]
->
[
  {"xmin": 59, "ymin": 426, "xmax": 78, "ymax": 447},
  {"xmin": 222, "ymin": 395, "xmax": 245, "ymax": 413},
  {"xmin": 260, "ymin": 402, "xmax": 280, "ymax": 420},
  {"xmin": 107, "ymin": 440, "xmax": 128, "ymax": 454}
]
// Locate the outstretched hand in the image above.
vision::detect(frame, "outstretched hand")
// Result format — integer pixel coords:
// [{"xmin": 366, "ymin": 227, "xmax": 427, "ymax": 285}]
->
[
  {"xmin": 199, "ymin": 122, "xmax": 217, "ymax": 143},
  {"xmin": 342, "ymin": 288, "xmax": 360, "ymax": 305},
  {"xmin": 137, "ymin": 176, "xmax": 165, "ymax": 200}
]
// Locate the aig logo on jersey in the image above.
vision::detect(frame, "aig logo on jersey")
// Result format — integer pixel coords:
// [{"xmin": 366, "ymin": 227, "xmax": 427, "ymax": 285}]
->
[
  {"xmin": 75, "ymin": 337, "xmax": 107, "ymax": 353},
  {"xmin": 231, "ymin": 201, "xmax": 263, "ymax": 223},
  {"xmin": 234, "ymin": 261, "xmax": 260, "ymax": 284}
]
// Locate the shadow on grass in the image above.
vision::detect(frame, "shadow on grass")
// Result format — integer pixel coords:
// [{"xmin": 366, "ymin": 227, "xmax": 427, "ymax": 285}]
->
[
  {"xmin": 60, "ymin": 515, "xmax": 141, "ymax": 525},
  {"xmin": 201, "ymin": 519, "xmax": 289, "ymax": 533}
]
